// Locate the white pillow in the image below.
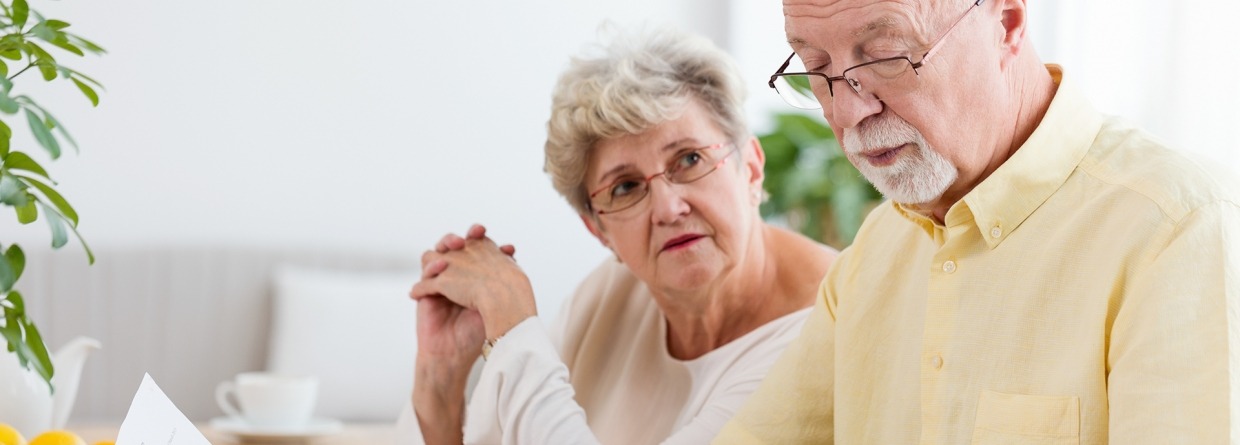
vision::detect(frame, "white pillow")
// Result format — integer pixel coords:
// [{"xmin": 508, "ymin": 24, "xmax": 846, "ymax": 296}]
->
[{"xmin": 267, "ymin": 266, "xmax": 417, "ymax": 422}]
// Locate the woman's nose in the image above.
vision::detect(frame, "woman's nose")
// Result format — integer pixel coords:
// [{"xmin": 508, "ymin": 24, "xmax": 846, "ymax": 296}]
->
[{"xmin": 646, "ymin": 179, "xmax": 690, "ymax": 224}]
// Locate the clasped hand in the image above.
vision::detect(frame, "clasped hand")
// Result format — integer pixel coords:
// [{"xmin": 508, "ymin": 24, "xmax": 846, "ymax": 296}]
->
[{"xmin": 410, "ymin": 224, "xmax": 537, "ymax": 360}]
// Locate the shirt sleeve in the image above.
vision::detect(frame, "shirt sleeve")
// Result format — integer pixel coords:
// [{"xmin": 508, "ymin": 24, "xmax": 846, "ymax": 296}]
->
[
  {"xmin": 713, "ymin": 279, "xmax": 838, "ymax": 444},
  {"xmin": 462, "ymin": 317, "xmax": 602, "ymax": 445},
  {"xmin": 1107, "ymin": 200, "xmax": 1240, "ymax": 443}
]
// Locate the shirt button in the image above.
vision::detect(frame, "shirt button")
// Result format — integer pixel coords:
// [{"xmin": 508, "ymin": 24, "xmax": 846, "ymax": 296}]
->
[
  {"xmin": 942, "ymin": 260, "xmax": 956, "ymax": 273},
  {"xmin": 990, "ymin": 226, "xmax": 1003, "ymax": 238},
  {"xmin": 931, "ymin": 355, "xmax": 944, "ymax": 369}
]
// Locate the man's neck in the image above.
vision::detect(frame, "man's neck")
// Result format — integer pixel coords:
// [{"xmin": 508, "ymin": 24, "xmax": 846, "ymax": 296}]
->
[{"xmin": 921, "ymin": 58, "xmax": 1058, "ymax": 225}]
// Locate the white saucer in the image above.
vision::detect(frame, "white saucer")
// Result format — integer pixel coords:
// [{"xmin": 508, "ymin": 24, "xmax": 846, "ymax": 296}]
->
[{"xmin": 209, "ymin": 416, "xmax": 343, "ymax": 441}]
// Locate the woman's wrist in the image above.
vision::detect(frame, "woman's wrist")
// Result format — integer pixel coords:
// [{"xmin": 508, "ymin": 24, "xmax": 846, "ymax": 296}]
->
[{"xmin": 478, "ymin": 275, "xmax": 538, "ymax": 339}]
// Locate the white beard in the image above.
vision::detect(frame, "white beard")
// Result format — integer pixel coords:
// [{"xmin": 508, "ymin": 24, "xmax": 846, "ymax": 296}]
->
[{"xmin": 842, "ymin": 113, "xmax": 957, "ymax": 205}]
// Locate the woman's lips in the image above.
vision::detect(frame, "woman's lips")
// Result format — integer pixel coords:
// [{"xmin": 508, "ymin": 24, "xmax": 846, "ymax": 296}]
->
[
  {"xmin": 861, "ymin": 144, "xmax": 908, "ymax": 167},
  {"xmin": 662, "ymin": 234, "xmax": 704, "ymax": 252}
]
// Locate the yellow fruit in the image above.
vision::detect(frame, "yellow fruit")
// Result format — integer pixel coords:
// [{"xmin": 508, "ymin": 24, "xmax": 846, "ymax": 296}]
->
[
  {"xmin": 27, "ymin": 431, "xmax": 84, "ymax": 445},
  {"xmin": 0, "ymin": 423, "xmax": 26, "ymax": 445}
]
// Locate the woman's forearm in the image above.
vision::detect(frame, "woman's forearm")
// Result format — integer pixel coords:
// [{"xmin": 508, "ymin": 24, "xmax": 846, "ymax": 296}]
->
[{"xmin": 413, "ymin": 357, "xmax": 471, "ymax": 445}]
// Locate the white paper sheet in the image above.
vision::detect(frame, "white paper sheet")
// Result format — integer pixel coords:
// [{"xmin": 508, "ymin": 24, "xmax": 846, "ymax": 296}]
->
[{"xmin": 116, "ymin": 373, "xmax": 211, "ymax": 445}]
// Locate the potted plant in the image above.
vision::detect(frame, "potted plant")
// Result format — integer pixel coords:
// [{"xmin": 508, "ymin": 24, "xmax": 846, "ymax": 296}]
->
[
  {"xmin": 0, "ymin": 0, "xmax": 103, "ymax": 391},
  {"xmin": 759, "ymin": 112, "xmax": 883, "ymax": 249}
]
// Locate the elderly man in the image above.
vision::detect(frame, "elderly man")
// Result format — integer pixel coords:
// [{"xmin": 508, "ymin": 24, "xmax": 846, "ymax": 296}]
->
[{"xmin": 716, "ymin": 0, "xmax": 1240, "ymax": 443}]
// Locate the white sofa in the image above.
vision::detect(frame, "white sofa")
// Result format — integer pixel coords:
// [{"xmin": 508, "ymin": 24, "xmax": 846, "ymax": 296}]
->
[{"xmin": 18, "ymin": 246, "xmax": 421, "ymax": 423}]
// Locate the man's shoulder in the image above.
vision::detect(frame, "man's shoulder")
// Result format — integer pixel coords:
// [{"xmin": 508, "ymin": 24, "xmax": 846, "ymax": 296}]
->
[{"xmin": 1078, "ymin": 116, "xmax": 1240, "ymax": 223}]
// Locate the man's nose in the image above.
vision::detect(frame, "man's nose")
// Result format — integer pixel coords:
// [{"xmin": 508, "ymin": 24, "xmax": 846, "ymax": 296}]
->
[{"xmin": 827, "ymin": 83, "xmax": 883, "ymax": 129}]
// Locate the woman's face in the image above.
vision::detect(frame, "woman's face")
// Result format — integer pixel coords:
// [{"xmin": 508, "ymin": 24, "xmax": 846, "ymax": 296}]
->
[{"xmin": 582, "ymin": 100, "xmax": 765, "ymax": 294}]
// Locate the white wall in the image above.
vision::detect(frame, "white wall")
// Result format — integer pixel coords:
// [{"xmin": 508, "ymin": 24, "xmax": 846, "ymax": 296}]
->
[{"xmin": 1, "ymin": 0, "xmax": 729, "ymax": 319}]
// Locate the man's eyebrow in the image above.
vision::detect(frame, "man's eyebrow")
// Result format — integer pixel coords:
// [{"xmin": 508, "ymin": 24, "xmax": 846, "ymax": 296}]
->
[
  {"xmin": 851, "ymin": 16, "xmax": 898, "ymax": 39},
  {"xmin": 787, "ymin": 16, "xmax": 901, "ymax": 48}
]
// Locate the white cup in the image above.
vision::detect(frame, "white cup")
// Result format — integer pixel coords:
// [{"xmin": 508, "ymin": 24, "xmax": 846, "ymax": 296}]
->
[{"xmin": 215, "ymin": 372, "xmax": 318, "ymax": 429}]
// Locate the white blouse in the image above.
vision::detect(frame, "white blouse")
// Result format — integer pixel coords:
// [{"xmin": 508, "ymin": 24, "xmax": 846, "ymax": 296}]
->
[{"xmin": 396, "ymin": 260, "xmax": 810, "ymax": 445}]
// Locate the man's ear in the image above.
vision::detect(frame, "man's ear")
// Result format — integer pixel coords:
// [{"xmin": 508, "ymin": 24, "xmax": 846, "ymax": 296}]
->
[{"xmin": 997, "ymin": 0, "xmax": 1030, "ymax": 63}]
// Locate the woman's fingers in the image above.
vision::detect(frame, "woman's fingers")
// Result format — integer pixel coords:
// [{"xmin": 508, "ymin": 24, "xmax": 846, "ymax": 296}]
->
[
  {"xmin": 500, "ymin": 244, "xmax": 516, "ymax": 257},
  {"xmin": 409, "ymin": 278, "xmax": 439, "ymax": 301},
  {"xmin": 435, "ymin": 233, "xmax": 467, "ymax": 253},
  {"xmin": 422, "ymin": 258, "xmax": 449, "ymax": 279},
  {"xmin": 466, "ymin": 224, "xmax": 488, "ymax": 240}
]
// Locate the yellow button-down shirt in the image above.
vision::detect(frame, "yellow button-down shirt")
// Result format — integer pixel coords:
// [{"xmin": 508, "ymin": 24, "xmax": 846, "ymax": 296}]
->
[{"xmin": 716, "ymin": 66, "xmax": 1240, "ymax": 444}]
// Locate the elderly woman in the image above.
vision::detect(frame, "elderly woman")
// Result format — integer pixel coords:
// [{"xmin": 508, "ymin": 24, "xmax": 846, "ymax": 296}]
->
[{"xmin": 398, "ymin": 28, "xmax": 836, "ymax": 444}]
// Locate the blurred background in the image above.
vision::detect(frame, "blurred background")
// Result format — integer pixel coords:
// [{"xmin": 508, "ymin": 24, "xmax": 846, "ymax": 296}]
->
[{"xmin": 1, "ymin": 0, "xmax": 1237, "ymax": 424}]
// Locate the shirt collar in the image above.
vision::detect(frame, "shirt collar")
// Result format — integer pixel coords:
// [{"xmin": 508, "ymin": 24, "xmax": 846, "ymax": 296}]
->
[{"xmin": 894, "ymin": 65, "xmax": 1105, "ymax": 248}]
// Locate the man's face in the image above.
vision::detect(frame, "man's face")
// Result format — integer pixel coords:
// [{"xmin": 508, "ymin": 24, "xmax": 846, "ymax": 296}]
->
[{"xmin": 783, "ymin": 0, "xmax": 996, "ymax": 207}]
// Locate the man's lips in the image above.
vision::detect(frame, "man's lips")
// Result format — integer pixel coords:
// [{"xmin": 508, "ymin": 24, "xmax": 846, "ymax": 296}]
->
[
  {"xmin": 662, "ymin": 234, "xmax": 705, "ymax": 251},
  {"xmin": 859, "ymin": 144, "xmax": 908, "ymax": 167}
]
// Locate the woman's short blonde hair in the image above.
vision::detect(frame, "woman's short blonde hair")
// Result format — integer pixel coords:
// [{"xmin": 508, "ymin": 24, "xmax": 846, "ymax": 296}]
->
[{"xmin": 544, "ymin": 27, "xmax": 749, "ymax": 216}]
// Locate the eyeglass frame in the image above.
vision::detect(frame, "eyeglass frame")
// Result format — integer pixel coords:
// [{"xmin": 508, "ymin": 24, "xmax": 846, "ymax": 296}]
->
[
  {"xmin": 768, "ymin": 0, "xmax": 985, "ymax": 103},
  {"xmin": 587, "ymin": 142, "xmax": 739, "ymax": 215}
]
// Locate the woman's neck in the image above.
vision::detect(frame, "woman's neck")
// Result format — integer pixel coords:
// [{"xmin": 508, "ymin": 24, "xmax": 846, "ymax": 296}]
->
[{"xmin": 659, "ymin": 224, "xmax": 795, "ymax": 360}]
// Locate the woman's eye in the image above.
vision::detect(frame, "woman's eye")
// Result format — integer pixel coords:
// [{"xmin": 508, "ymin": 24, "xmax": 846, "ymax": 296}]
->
[
  {"xmin": 676, "ymin": 152, "xmax": 704, "ymax": 170},
  {"xmin": 611, "ymin": 180, "xmax": 641, "ymax": 198}
]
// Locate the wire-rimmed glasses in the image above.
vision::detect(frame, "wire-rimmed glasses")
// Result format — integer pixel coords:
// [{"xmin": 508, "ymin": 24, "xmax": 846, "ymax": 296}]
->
[
  {"xmin": 769, "ymin": 0, "xmax": 985, "ymax": 109},
  {"xmin": 588, "ymin": 142, "xmax": 738, "ymax": 215}
]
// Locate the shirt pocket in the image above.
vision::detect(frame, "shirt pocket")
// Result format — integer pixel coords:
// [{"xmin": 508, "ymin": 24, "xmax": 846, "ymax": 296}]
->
[{"xmin": 971, "ymin": 390, "xmax": 1080, "ymax": 445}]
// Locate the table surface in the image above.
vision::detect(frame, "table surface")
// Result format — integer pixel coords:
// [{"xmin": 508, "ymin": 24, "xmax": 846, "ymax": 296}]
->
[{"xmin": 70, "ymin": 421, "xmax": 395, "ymax": 445}]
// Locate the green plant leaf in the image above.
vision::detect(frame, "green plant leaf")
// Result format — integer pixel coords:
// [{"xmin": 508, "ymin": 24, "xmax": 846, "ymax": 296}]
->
[
  {"xmin": 41, "ymin": 111, "xmax": 76, "ymax": 151},
  {"xmin": 66, "ymin": 34, "xmax": 104, "ymax": 54},
  {"xmin": 0, "ymin": 308, "xmax": 23, "ymax": 355},
  {"xmin": 3, "ymin": 151, "xmax": 51, "ymax": 179},
  {"xmin": 4, "ymin": 244, "xmax": 23, "ymax": 285},
  {"xmin": 4, "ymin": 289, "xmax": 24, "ymax": 313},
  {"xmin": 19, "ymin": 174, "xmax": 76, "ymax": 225},
  {"xmin": 25, "ymin": 109, "xmax": 58, "ymax": 159},
  {"xmin": 66, "ymin": 221, "xmax": 93, "ymax": 264},
  {"xmin": 0, "ymin": 120, "xmax": 8, "ymax": 157},
  {"xmin": 24, "ymin": 41, "xmax": 54, "ymax": 63},
  {"xmin": 22, "ymin": 317, "xmax": 53, "ymax": 389},
  {"xmin": 0, "ymin": 250, "xmax": 13, "ymax": 292},
  {"xmin": 45, "ymin": 20, "xmax": 69, "ymax": 31},
  {"xmin": 62, "ymin": 67, "xmax": 101, "ymax": 87},
  {"xmin": 14, "ymin": 196, "xmax": 35, "ymax": 223},
  {"xmin": 29, "ymin": 22, "xmax": 54, "ymax": 42},
  {"xmin": 38, "ymin": 201, "xmax": 67, "ymax": 248},
  {"xmin": 36, "ymin": 60, "xmax": 55, "ymax": 81},
  {"xmin": 71, "ymin": 78, "xmax": 97, "ymax": 106},
  {"xmin": 0, "ymin": 92, "xmax": 18, "ymax": 114},
  {"xmin": 0, "ymin": 59, "xmax": 7, "ymax": 77},
  {"xmin": 12, "ymin": 0, "xmax": 28, "ymax": 29},
  {"xmin": 48, "ymin": 39, "xmax": 82, "ymax": 57},
  {"xmin": 0, "ymin": 173, "xmax": 26, "ymax": 205},
  {"xmin": 0, "ymin": 50, "xmax": 20, "ymax": 61}
]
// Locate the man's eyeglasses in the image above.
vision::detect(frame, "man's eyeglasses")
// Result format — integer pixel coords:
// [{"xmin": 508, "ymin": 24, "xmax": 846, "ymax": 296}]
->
[
  {"xmin": 768, "ymin": 0, "xmax": 984, "ymax": 109},
  {"xmin": 588, "ymin": 143, "xmax": 738, "ymax": 215}
]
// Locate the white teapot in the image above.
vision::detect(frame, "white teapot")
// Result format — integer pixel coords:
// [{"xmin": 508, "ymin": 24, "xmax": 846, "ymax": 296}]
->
[{"xmin": 0, "ymin": 336, "xmax": 101, "ymax": 438}]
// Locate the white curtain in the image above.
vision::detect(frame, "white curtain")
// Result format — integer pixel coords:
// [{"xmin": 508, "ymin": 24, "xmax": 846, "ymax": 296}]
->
[
  {"xmin": 1028, "ymin": 0, "xmax": 1240, "ymax": 169},
  {"xmin": 729, "ymin": 1, "xmax": 1240, "ymax": 172}
]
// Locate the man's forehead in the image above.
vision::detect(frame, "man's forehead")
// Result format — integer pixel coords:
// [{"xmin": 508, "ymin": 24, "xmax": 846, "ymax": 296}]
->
[{"xmin": 785, "ymin": 1, "xmax": 927, "ymax": 48}]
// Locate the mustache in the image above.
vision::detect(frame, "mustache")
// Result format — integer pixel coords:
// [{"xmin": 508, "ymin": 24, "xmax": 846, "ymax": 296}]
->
[{"xmin": 842, "ymin": 114, "xmax": 923, "ymax": 153}]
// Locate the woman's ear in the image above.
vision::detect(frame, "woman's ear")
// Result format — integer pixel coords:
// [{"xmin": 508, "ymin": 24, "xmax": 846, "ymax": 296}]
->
[
  {"xmin": 743, "ymin": 137, "xmax": 767, "ymax": 205},
  {"xmin": 744, "ymin": 137, "xmax": 766, "ymax": 187},
  {"xmin": 580, "ymin": 213, "xmax": 622, "ymax": 262},
  {"xmin": 579, "ymin": 212, "xmax": 609, "ymax": 248}
]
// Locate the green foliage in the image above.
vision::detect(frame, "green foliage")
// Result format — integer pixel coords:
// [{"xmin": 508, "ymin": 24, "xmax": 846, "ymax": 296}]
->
[
  {"xmin": 0, "ymin": 0, "xmax": 104, "ymax": 392},
  {"xmin": 759, "ymin": 113, "xmax": 883, "ymax": 249}
]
